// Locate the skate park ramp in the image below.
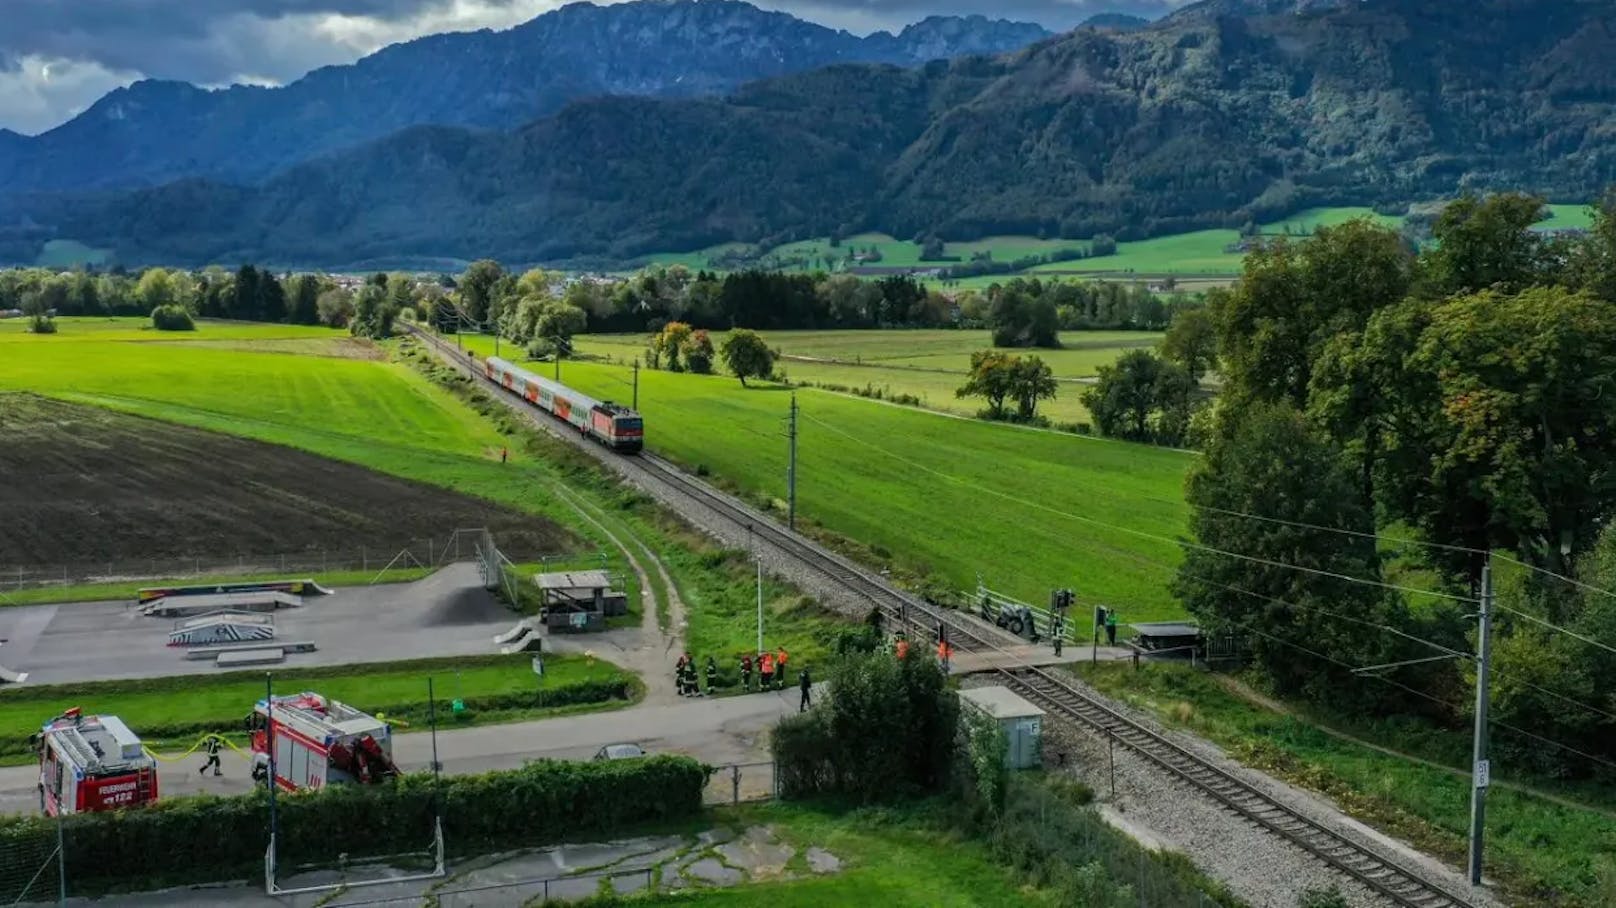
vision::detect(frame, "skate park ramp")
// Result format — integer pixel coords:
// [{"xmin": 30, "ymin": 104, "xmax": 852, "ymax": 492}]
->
[
  {"xmin": 137, "ymin": 579, "xmax": 332, "ymax": 604},
  {"xmin": 0, "ymin": 664, "xmax": 27, "ymax": 684},
  {"xmin": 499, "ymin": 628, "xmax": 543, "ymax": 655},
  {"xmin": 493, "ymin": 617, "xmax": 539, "ymax": 645}
]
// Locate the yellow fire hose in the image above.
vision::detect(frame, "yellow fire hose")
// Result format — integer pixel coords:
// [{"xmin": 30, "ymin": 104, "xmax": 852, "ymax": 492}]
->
[{"xmin": 142, "ymin": 733, "xmax": 252, "ymax": 763}]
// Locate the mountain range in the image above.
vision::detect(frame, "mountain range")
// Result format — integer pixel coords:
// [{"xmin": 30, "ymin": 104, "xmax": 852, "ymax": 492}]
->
[
  {"xmin": 5, "ymin": 0, "xmax": 1616, "ymax": 269},
  {"xmin": 0, "ymin": 1, "xmax": 1049, "ymax": 194}
]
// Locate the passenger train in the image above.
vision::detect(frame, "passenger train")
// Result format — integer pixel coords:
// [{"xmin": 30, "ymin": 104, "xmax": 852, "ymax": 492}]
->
[{"xmin": 483, "ymin": 356, "xmax": 644, "ymax": 453}]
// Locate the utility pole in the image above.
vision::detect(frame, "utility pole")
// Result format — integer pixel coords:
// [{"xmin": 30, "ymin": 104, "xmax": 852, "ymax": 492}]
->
[
  {"xmin": 787, "ymin": 393, "xmax": 798, "ymax": 532},
  {"xmin": 756, "ymin": 557, "xmax": 764, "ymax": 655},
  {"xmin": 1468, "ymin": 559, "xmax": 1494, "ymax": 886},
  {"xmin": 632, "ymin": 359, "xmax": 640, "ymax": 410}
]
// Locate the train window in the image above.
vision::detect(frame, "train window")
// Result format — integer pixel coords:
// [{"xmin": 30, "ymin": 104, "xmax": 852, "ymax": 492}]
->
[{"xmin": 618, "ymin": 418, "xmax": 643, "ymax": 431}]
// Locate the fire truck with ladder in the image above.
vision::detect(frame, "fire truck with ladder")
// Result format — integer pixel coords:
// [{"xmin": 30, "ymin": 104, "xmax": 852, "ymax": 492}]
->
[
  {"xmin": 36, "ymin": 709, "xmax": 160, "ymax": 816},
  {"xmin": 249, "ymin": 692, "xmax": 399, "ymax": 791}
]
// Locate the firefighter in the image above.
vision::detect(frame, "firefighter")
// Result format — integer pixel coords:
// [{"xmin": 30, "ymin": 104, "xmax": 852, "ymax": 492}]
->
[
  {"xmin": 198, "ymin": 734, "xmax": 223, "ymax": 777},
  {"xmin": 937, "ymin": 639, "xmax": 954, "ymax": 674},
  {"xmin": 775, "ymin": 647, "xmax": 789, "ymax": 691},
  {"xmin": 799, "ymin": 666, "xmax": 813, "ymax": 713},
  {"xmin": 895, "ymin": 633, "xmax": 909, "ymax": 660},
  {"xmin": 1053, "ymin": 617, "xmax": 1064, "ymax": 657},
  {"xmin": 1028, "ymin": 610, "xmax": 1042, "ymax": 644},
  {"xmin": 500, "ymin": 446, "xmax": 509, "ymax": 464},
  {"xmin": 740, "ymin": 654, "xmax": 754, "ymax": 691},
  {"xmin": 674, "ymin": 654, "xmax": 689, "ymax": 696},
  {"xmin": 1105, "ymin": 609, "xmax": 1119, "ymax": 646},
  {"xmin": 705, "ymin": 656, "xmax": 719, "ymax": 695},
  {"xmin": 681, "ymin": 658, "xmax": 699, "ymax": 697},
  {"xmin": 759, "ymin": 650, "xmax": 775, "ymax": 691}
]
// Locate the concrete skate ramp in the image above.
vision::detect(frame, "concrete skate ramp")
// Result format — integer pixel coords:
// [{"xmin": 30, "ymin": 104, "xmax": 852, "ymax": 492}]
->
[
  {"xmin": 418, "ymin": 584, "xmax": 507, "ymax": 628},
  {"xmin": 499, "ymin": 628, "xmax": 543, "ymax": 655},
  {"xmin": 141, "ymin": 591, "xmax": 302, "ymax": 618},
  {"xmin": 493, "ymin": 617, "xmax": 539, "ymax": 645},
  {"xmin": 0, "ymin": 664, "xmax": 27, "ymax": 684}
]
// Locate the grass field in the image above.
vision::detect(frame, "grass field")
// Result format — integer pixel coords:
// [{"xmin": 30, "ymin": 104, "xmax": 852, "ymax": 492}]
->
[
  {"xmin": 658, "ymin": 802, "xmax": 1059, "ymax": 907},
  {"xmin": 1075, "ymin": 662, "xmax": 1616, "ymax": 907},
  {"xmin": 0, "ymin": 653, "xmax": 636, "ymax": 765},
  {"xmin": 641, "ymin": 203, "xmax": 1597, "ymax": 279},
  {"xmin": 570, "ymin": 329, "xmax": 1161, "ymax": 426},
  {"xmin": 450, "ymin": 347, "xmax": 1195, "ymax": 618}
]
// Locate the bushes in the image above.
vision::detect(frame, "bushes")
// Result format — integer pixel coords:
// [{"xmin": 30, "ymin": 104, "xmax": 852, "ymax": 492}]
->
[
  {"xmin": 0, "ymin": 755, "xmax": 708, "ymax": 898},
  {"xmin": 773, "ymin": 651, "xmax": 958, "ymax": 802},
  {"xmin": 150, "ymin": 304, "xmax": 195, "ymax": 331}
]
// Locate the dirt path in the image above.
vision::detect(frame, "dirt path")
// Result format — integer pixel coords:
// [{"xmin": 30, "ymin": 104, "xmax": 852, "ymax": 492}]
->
[
  {"xmin": 549, "ymin": 483, "xmax": 687, "ymax": 705},
  {"xmin": 1210, "ymin": 674, "xmax": 1616, "ymax": 821}
]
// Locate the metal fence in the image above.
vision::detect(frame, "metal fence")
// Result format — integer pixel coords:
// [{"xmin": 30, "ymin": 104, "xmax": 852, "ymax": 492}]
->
[{"xmin": 702, "ymin": 760, "xmax": 778, "ymax": 806}]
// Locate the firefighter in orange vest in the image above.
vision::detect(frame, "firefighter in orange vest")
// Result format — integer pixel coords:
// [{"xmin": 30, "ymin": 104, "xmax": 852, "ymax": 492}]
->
[
  {"xmin": 937, "ymin": 639, "xmax": 954, "ymax": 674},
  {"xmin": 759, "ymin": 651, "xmax": 775, "ymax": 691},
  {"xmin": 895, "ymin": 634, "xmax": 909, "ymax": 660},
  {"xmin": 775, "ymin": 647, "xmax": 789, "ymax": 691}
]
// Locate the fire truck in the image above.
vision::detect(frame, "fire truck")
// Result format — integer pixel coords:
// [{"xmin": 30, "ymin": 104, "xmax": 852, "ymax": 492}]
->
[
  {"xmin": 36, "ymin": 709, "xmax": 160, "ymax": 816},
  {"xmin": 249, "ymin": 692, "xmax": 399, "ymax": 791}
]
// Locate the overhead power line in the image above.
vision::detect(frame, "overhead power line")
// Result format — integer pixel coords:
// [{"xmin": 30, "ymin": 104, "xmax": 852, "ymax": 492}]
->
[{"xmin": 800, "ymin": 412, "xmax": 1477, "ymax": 604}]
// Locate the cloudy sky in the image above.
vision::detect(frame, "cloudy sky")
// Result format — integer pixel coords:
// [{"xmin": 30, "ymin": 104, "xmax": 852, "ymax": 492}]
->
[{"xmin": 0, "ymin": 0, "xmax": 1185, "ymax": 135}]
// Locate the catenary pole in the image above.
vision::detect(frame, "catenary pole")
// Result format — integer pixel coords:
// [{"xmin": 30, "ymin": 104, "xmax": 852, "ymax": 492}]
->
[
  {"xmin": 1468, "ymin": 559, "xmax": 1494, "ymax": 885},
  {"xmin": 787, "ymin": 394, "xmax": 798, "ymax": 532}
]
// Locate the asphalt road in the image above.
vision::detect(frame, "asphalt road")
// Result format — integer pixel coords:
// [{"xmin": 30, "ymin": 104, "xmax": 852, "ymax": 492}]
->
[
  {"xmin": 0, "ymin": 564, "xmax": 517, "ymax": 685},
  {"xmin": 0, "ymin": 685, "xmax": 806, "ymax": 816}
]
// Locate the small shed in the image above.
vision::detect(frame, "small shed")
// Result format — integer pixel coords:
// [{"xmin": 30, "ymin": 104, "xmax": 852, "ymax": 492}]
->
[
  {"xmin": 534, "ymin": 570, "xmax": 627, "ymax": 633},
  {"xmin": 960, "ymin": 686, "xmax": 1045, "ymax": 770}
]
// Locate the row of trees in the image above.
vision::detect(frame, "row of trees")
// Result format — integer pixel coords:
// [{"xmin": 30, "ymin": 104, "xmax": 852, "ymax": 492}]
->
[
  {"xmin": 1179, "ymin": 192, "xmax": 1616, "ymax": 773},
  {"xmin": 0, "ymin": 265, "xmax": 432, "ymax": 340}
]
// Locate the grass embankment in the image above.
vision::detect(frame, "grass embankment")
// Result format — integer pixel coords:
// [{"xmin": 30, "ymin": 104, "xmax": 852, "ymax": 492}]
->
[
  {"xmin": 0, "ymin": 653, "xmax": 638, "ymax": 766},
  {"xmin": 448, "ymin": 350, "xmax": 1194, "ymax": 621},
  {"xmin": 1073, "ymin": 662, "xmax": 1616, "ymax": 907},
  {"xmin": 570, "ymin": 329, "xmax": 1163, "ymax": 426},
  {"xmin": 0, "ymin": 566, "xmax": 433, "ymax": 607}
]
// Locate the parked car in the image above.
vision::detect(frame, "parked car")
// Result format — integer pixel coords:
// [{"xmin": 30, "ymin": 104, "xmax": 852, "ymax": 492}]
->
[{"xmin": 593, "ymin": 743, "xmax": 647, "ymax": 761}]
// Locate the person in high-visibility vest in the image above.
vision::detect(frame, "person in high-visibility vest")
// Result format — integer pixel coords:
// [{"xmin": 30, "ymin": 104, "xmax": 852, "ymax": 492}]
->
[
  {"xmin": 199, "ymin": 735, "xmax": 223, "ymax": 777},
  {"xmin": 760, "ymin": 651, "xmax": 776, "ymax": 690},
  {"xmin": 937, "ymin": 640, "xmax": 954, "ymax": 673},
  {"xmin": 775, "ymin": 647, "xmax": 789, "ymax": 691},
  {"xmin": 895, "ymin": 638, "xmax": 910, "ymax": 660}
]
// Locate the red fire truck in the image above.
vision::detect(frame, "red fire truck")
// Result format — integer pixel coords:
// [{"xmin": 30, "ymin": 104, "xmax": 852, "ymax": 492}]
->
[
  {"xmin": 36, "ymin": 709, "xmax": 160, "ymax": 816},
  {"xmin": 249, "ymin": 692, "xmax": 399, "ymax": 791}
]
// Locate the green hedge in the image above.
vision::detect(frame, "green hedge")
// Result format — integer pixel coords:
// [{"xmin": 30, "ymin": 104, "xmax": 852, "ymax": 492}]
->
[
  {"xmin": 0, "ymin": 755, "xmax": 708, "ymax": 899},
  {"xmin": 0, "ymin": 674, "xmax": 635, "ymax": 760}
]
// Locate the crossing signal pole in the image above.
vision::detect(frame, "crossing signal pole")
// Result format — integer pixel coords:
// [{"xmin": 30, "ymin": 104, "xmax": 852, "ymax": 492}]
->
[
  {"xmin": 787, "ymin": 393, "xmax": 798, "ymax": 532},
  {"xmin": 632, "ymin": 359, "xmax": 640, "ymax": 410},
  {"xmin": 1468, "ymin": 558, "xmax": 1495, "ymax": 885}
]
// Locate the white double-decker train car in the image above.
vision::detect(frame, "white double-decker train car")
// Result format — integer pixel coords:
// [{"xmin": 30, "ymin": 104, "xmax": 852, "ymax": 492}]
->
[{"xmin": 484, "ymin": 356, "xmax": 644, "ymax": 453}]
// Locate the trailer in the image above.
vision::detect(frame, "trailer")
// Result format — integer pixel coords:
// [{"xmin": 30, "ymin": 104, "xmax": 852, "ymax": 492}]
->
[
  {"xmin": 250, "ymin": 692, "xmax": 399, "ymax": 792},
  {"xmin": 37, "ymin": 709, "xmax": 159, "ymax": 816}
]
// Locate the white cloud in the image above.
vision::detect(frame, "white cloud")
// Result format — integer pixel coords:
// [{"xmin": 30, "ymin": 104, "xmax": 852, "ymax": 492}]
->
[{"xmin": 0, "ymin": 56, "xmax": 142, "ymax": 135}]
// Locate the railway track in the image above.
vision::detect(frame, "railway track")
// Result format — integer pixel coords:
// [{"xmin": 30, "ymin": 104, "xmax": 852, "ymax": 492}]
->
[{"xmin": 409, "ymin": 326, "xmax": 1478, "ymax": 908}]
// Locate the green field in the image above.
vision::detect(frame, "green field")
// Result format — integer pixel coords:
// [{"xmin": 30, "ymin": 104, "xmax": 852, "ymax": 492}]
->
[
  {"xmin": 1, "ymin": 318, "xmax": 853, "ymax": 674},
  {"xmin": 0, "ymin": 653, "xmax": 634, "ymax": 765},
  {"xmin": 568, "ymin": 329, "xmax": 1161, "ymax": 426},
  {"xmin": 641, "ymin": 203, "xmax": 1596, "ymax": 279},
  {"xmin": 457, "ymin": 346, "xmax": 1195, "ymax": 617},
  {"xmin": 1077, "ymin": 662, "xmax": 1616, "ymax": 906}
]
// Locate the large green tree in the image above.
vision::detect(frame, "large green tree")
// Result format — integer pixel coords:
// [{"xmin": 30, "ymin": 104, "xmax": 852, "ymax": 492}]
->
[
  {"xmin": 1214, "ymin": 220, "xmax": 1413, "ymax": 412},
  {"xmin": 719, "ymin": 329, "xmax": 775, "ymax": 387},
  {"xmin": 1391, "ymin": 287, "xmax": 1616, "ymax": 578},
  {"xmin": 1418, "ymin": 192, "xmax": 1553, "ymax": 299},
  {"xmin": 287, "ymin": 275, "xmax": 321, "ymax": 325},
  {"xmin": 1173, "ymin": 403, "xmax": 1399, "ymax": 702},
  {"xmin": 1080, "ymin": 350, "xmax": 1192, "ymax": 444},
  {"xmin": 1160, "ymin": 306, "xmax": 1217, "ymax": 382},
  {"xmin": 458, "ymin": 259, "xmax": 504, "ymax": 324}
]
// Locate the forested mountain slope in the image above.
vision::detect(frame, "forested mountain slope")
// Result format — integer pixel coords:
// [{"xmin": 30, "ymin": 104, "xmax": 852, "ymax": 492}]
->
[{"xmin": 9, "ymin": 0, "xmax": 1615, "ymax": 267}]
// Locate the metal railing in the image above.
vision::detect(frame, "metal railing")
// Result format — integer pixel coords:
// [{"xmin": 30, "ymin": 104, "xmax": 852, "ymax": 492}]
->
[{"xmin": 702, "ymin": 761, "xmax": 778, "ymax": 806}]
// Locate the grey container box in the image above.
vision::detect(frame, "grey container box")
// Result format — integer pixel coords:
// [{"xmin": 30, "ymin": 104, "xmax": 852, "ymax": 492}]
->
[{"xmin": 959, "ymin": 686, "xmax": 1046, "ymax": 770}]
